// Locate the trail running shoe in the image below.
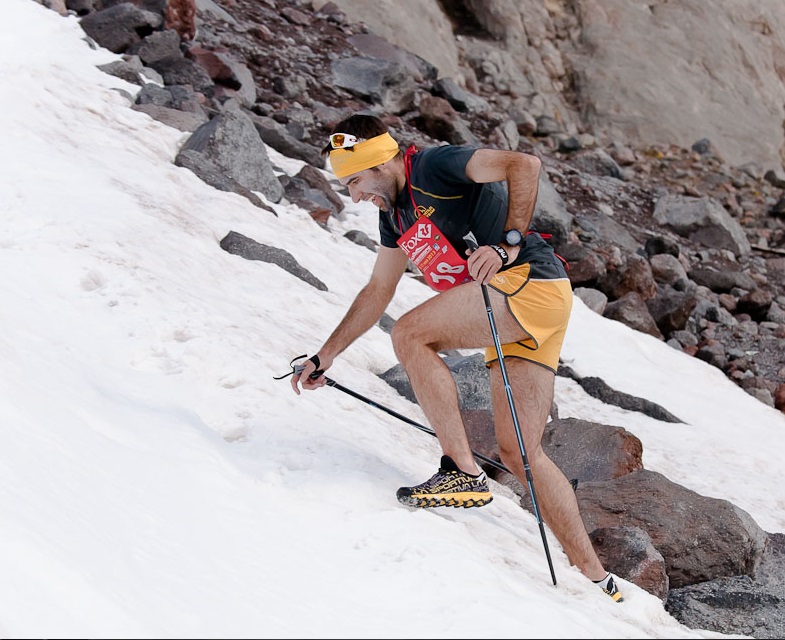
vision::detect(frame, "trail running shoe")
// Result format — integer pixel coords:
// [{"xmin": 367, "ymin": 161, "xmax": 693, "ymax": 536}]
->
[
  {"xmin": 597, "ymin": 573, "xmax": 625, "ymax": 603},
  {"xmin": 396, "ymin": 455, "xmax": 493, "ymax": 508}
]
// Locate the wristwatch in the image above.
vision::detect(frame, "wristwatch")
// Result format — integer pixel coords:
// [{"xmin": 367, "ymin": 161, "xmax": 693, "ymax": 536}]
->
[{"xmin": 505, "ymin": 229, "xmax": 524, "ymax": 247}]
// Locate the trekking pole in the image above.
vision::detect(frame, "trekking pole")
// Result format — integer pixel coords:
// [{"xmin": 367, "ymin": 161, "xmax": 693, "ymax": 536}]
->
[
  {"xmin": 323, "ymin": 377, "xmax": 511, "ymax": 474},
  {"xmin": 274, "ymin": 356, "xmax": 511, "ymax": 475},
  {"xmin": 464, "ymin": 233, "xmax": 557, "ymax": 586}
]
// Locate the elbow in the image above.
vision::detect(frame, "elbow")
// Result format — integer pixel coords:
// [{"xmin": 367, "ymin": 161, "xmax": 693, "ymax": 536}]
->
[
  {"xmin": 364, "ymin": 277, "xmax": 398, "ymax": 308},
  {"xmin": 507, "ymin": 152, "xmax": 541, "ymax": 184},
  {"xmin": 508, "ymin": 151, "xmax": 541, "ymax": 178}
]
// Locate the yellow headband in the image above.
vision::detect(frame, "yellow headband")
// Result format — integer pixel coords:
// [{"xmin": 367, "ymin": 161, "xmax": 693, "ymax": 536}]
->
[{"xmin": 328, "ymin": 132, "xmax": 400, "ymax": 178}]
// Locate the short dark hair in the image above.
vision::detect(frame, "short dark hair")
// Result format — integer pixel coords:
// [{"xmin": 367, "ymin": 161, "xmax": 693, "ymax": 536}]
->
[{"xmin": 320, "ymin": 114, "xmax": 395, "ymax": 156}]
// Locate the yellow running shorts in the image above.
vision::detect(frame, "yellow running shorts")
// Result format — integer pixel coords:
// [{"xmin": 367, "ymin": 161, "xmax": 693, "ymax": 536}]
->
[{"xmin": 483, "ymin": 263, "xmax": 573, "ymax": 372}]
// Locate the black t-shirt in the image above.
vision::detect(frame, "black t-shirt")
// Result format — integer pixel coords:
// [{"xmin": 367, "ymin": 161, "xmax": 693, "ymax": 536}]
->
[
  {"xmin": 379, "ymin": 145, "xmax": 506, "ymax": 258},
  {"xmin": 379, "ymin": 145, "xmax": 565, "ymax": 276}
]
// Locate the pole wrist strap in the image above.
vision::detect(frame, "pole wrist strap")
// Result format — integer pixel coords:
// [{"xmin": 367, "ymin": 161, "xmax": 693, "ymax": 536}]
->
[{"xmin": 490, "ymin": 244, "xmax": 509, "ymax": 265}]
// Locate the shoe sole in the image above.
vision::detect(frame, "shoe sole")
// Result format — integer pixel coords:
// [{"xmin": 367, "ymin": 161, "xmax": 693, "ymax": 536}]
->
[{"xmin": 397, "ymin": 492, "xmax": 493, "ymax": 509}]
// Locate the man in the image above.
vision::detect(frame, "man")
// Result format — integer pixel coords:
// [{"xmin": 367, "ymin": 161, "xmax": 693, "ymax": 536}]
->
[{"xmin": 291, "ymin": 113, "xmax": 623, "ymax": 602}]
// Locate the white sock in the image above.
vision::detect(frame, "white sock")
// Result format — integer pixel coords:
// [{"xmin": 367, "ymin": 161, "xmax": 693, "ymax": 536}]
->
[{"xmin": 593, "ymin": 573, "xmax": 612, "ymax": 589}]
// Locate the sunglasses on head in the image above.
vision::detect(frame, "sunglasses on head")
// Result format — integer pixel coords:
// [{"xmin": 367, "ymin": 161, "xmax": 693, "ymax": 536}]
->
[{"xmin": 329, "ymin": 133, "xmax": 363, "ymax": 149}]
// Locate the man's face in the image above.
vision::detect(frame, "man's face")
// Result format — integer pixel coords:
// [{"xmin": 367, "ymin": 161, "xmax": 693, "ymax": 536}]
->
[{"xmin": 340, "ymin": 165, "xmax": 398, "ymax": 212}]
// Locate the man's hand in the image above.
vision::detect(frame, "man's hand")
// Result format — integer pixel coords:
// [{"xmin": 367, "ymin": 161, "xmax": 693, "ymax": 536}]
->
[
  {"xmin": 290, "ymin": 354, "xmax": 328, "ymax": 395},
  {"xmin": 466, "ymin": 244, "xmax": 504, "ymax": 285}
]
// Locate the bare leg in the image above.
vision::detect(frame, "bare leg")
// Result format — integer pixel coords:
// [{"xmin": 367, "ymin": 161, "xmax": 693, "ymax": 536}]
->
[
  {"xmin": 390, "ymin": 282, "xmax": 494, "ymax": 475},
  {"xmin": 391, "ymin": 279, "xmax": 609, "ymax": 583},
  {"xmin": 490, "ymin": 358, "xmax": 607, "ymax": 581}
]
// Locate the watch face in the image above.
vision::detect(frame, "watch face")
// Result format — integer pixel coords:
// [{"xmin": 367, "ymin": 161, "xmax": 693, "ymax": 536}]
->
[{"xmin": 505, "ymin": 229, "xmax": 523, "ymax": 246}]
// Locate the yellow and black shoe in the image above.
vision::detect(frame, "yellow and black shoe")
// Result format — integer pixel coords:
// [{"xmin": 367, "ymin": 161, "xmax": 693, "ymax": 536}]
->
[
  {"xmin": 396, "ymin": 455, "xmax": 493, "ymax": 509},
  {"xmin": 595, "ymin": 573, "xmax": 625, "ymax": 602}
]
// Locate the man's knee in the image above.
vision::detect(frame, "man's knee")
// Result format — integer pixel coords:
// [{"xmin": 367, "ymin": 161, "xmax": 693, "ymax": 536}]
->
[
  {"xmin": 498, "ymin": 442, "xmax": 545, "ymax": 472},
  {"xmin": 390, "ymin": 311, "xmax": 419, "ymax": 356}
]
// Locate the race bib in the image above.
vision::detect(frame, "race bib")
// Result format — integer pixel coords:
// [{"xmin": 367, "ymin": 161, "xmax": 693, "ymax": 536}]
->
[{"xmin": 397, "ymin": 218, "xmax": 471, "ymax": 292}]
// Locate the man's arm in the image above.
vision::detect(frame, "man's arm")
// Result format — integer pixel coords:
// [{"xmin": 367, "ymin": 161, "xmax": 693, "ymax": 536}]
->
[
  {"xmin": 465, "ymin": 148, "xmax": 541, "ymax": 232},
  {"xmin": 291, "ymin": 246, "xmax": 410, "ymax": 394},
  {"xmin": 463, "ymin": 149, "xmax": 541, "ymax": 282}
]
